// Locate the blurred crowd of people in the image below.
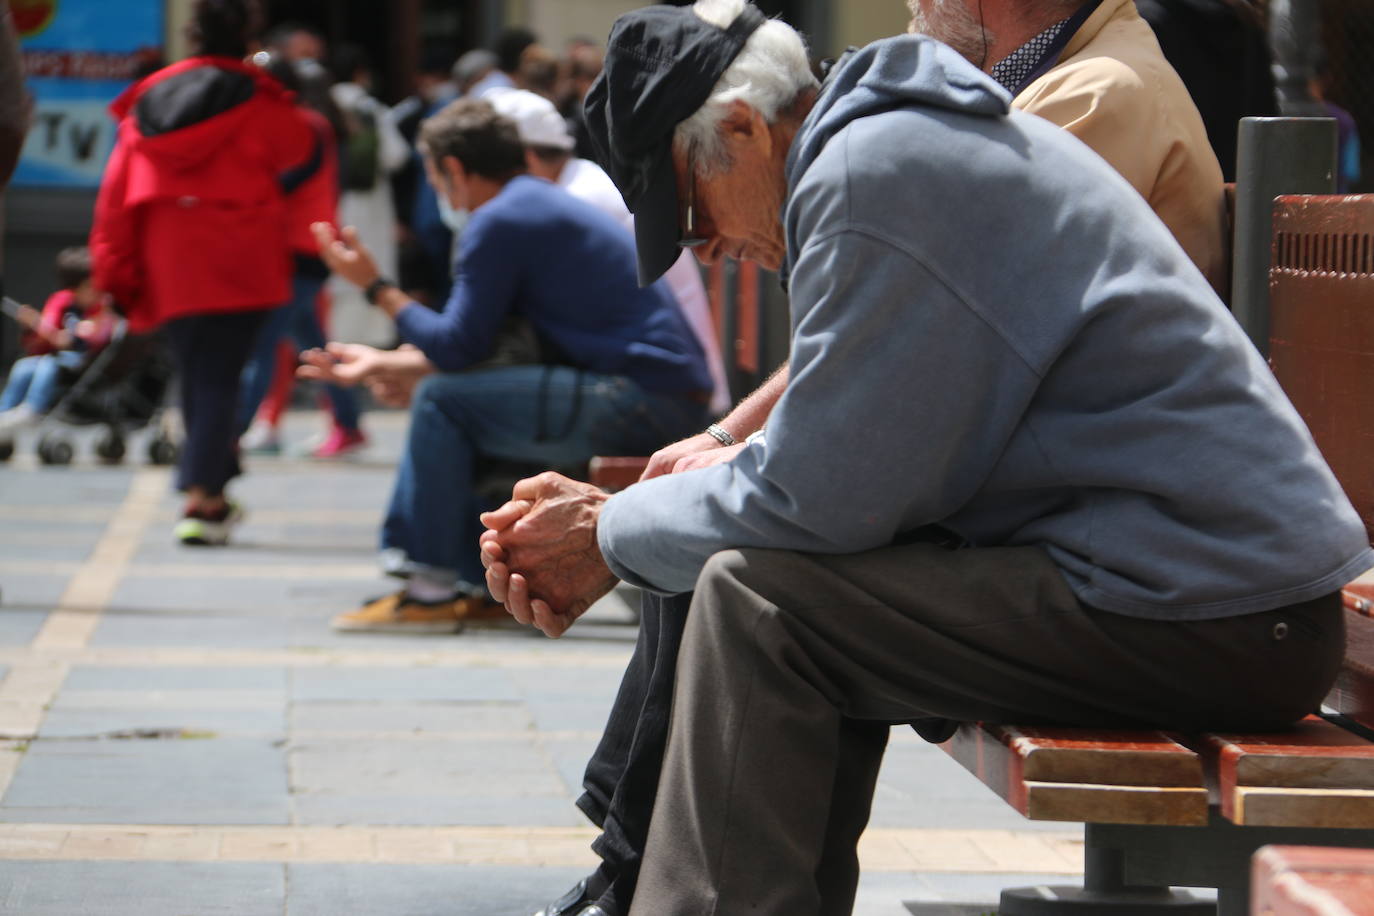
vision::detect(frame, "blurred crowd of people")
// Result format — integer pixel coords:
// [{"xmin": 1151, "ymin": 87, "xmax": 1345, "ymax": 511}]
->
[{"xmin": 72, "ymin": 0, "xmax": 723, "ymax": 556}]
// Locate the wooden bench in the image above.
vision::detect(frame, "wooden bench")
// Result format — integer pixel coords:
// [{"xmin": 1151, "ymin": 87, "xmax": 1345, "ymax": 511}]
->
[
  {"xmin": 934, "ymin": 195, "xmax": 1374, "ymax": 916},
  {"xmin": 1252, "ymin": 846, "xmax": 1374, "ymax": 915}
]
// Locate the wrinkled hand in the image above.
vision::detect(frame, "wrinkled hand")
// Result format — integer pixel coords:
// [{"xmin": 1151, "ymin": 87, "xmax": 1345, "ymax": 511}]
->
[
  {"xmin": 478, "ymin": 472, "xmax": 618, "ymax": 638},
  {"xmin": 312, "ymin": 222, "xmax": 381, "ymax": 290},
  {"xmin": 674, "ymin": 441, "xmax": 746, "ymax": 473},
  {"xmin": 640, "ymin": 431, "xmax": 724, "ymax": 481},
  {"xmin": 297, "ymin": 342, "xmax": 385, "ymax": 387}
]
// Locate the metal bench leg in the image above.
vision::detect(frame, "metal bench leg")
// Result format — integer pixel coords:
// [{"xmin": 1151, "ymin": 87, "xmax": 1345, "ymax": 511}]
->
[{"xmin": 997, "ymin": 825, "xmax": 1214, "ymax": 915}]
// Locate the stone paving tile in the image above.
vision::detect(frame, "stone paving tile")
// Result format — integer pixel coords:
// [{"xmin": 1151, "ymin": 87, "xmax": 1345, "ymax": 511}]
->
[
  {"xmin": 108, "ymin": 576, "xmax": 375, "ymax": 617},
  {"xmin": 2, "ymin": 739, "xmax": 289, "ymax": 825},
  {"xmin": 0, "ymin": 861, "xmax": 284, "ymax": 915},
  {"xmin": 290, "ymin": 735, "xmax": 580, "ymax": 827},
  {"xmin": 291, "ymin": 666, "xmax": 522, "ymax": 703},
  {"xmin": 0, "ymin": 542, "xmax": 95, "ymax": 564},
  {"xmin": 37, "ymin": 705, "xmax": 285, "ymax": 740},
  {"xmin": 288, "ymin": 863, "xmax": 586, "ymax": 916},
  {"xmin": 61, "ymin": 666, "xmax": 288, "ymax": 692},
  {"xmin": 0, "ymin": 468, "xmax": 133, "ymax": 507},
  {"xmin": 0, "ymin": 576, "xmax": 64, "ymax": 616},
  {"xmin": 290, "ymin": 701, "xmax": 536, "ymax": 735},
  {"xmin": 540, "ymin": 735, "xmax": 601, "ymax": 799},
  {"xmin": 89, "ymin": 613, "xmax": 292, "ymax": 649},
  {"xmin": 293, "ymin": 794, "xmax": 589, "ymax": 828}
]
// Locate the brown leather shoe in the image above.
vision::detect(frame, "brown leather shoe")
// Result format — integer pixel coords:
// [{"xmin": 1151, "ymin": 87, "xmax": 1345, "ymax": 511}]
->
[{"xmin": 331, "ymin": 590, "xmax": 466, "ymax": 634}]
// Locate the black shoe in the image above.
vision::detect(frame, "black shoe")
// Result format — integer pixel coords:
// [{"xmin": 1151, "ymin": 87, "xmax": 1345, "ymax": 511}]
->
[{"xmin": 532, "ymin": 879, "xmax": 591, "ymax": 916}]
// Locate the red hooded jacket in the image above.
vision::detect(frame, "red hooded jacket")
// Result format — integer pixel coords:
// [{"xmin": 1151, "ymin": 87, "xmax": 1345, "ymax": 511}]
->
[{"xmin": 90, "ymin": 57, "xmax": 315, "ymax": 331}]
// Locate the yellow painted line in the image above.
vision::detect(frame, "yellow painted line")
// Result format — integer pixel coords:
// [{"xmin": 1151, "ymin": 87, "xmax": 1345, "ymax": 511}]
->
[{"xmin": 0, "ymin": 824, "xmax": 1084, "ymax": 872}]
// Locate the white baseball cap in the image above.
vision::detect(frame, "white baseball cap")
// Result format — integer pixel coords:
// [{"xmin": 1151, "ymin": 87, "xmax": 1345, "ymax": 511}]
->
[{"xmin": 488, "ymin": 88, "xmax": 575, "ymax": 151}]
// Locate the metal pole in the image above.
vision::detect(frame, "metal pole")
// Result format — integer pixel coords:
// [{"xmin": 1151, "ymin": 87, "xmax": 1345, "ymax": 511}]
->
[{"xmin": 1230, "ymin": 116, "xmax": 1337, "ymax": 355}]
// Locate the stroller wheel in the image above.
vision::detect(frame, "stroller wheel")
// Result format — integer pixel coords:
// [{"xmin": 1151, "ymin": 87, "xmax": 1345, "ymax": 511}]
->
[
  {"xmin": 96, "ymin": 434, "xmax": 126, "ymax": 465},
  {"xmin": 147, "ymin": 437, "xmax": 178, "ymax": 466},
  {"xmin": 0, "ymin": 440, "xmax": 12, "ymax": 462},
  {"xmin": 38, "ymin": 437, "xmax": 74, "ymax": 466}
]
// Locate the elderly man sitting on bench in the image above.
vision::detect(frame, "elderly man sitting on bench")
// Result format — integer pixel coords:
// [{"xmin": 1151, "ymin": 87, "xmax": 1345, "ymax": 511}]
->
[{"xmin": 480, "ymin": 2, "xmax": 1374, "ymax": 914}]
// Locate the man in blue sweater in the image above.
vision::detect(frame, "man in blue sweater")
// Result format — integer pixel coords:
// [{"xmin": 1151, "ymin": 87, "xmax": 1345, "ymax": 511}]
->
[
  {"xmin": 480, "ymin": 1, "xmax": 1374, "ymax": 913},
  {"xmin": 310, "ymin": 98, "xmax": 710, "ymax": 632}
]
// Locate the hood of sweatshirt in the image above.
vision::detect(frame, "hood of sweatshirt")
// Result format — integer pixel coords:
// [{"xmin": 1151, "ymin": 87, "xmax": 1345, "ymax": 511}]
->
[
  {"xmin": 786, "ymin": 35, "xmax": 1010, "ymax": 194},
  {"xmin": 110, "ymin": 56, "xmax": 290, "ymax": 171}
]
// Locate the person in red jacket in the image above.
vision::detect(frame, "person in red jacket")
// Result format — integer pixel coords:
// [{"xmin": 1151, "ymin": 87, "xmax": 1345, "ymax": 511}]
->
[
  {"xmin": 235, "ymin": 52, "xmax": 366, "ymax": 459},
  {"xmin": 89, "ymin": 0, "xmax": 314, "ymax": 546}
]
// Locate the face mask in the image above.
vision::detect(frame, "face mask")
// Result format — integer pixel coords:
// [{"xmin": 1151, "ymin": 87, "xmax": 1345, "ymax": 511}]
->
[{"xmin": 437, "ymin": 194, "xmax": 469, "ymax": 233}]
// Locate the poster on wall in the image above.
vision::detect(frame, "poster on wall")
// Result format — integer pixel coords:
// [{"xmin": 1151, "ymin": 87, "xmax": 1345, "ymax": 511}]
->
[{"xmin": 12, "ymin": 0, "xmax": 164, "ymax": 188}]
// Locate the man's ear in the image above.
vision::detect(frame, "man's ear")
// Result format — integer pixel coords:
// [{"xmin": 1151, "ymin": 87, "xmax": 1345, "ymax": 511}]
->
[
  {"xmin": 721, "ymin": 99, "xmax": 764, "ymax": 140},
  {"xmin": 440, "ymin": 154, "xmax": 467, "ymax": 185}
]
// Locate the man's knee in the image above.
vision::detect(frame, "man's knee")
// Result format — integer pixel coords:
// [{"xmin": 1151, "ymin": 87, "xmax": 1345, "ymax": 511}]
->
[{"xmin": 696, "ymin": 548, "xmax": 804, "ymax": 621}]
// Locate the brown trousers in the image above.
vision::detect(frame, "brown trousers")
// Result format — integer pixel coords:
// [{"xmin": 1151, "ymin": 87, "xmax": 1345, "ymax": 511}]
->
[{"xmin": 628, "ymin": 543, "xmax": 1345, "ymax": 916}]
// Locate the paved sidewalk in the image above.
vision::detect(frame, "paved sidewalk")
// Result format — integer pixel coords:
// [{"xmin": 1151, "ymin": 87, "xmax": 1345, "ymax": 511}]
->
[{"xmin": 0, "ymin": 411, "xmax": 1085, "ymax": 915}]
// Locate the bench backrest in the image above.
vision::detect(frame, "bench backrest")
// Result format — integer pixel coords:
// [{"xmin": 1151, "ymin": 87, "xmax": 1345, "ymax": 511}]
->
[
  {"xmin": 1267, "ymin": 194, "xmax": 1374, "ymax": 737},
  {"xmin": 1267, "ymin": 194, "xmax": 1374, "ymax": 539}
]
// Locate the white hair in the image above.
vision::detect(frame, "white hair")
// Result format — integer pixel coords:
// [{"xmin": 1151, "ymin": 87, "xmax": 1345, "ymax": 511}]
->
[{"xmin": 674, "ymin": 0, "xmax": 818, "ymax": 175}]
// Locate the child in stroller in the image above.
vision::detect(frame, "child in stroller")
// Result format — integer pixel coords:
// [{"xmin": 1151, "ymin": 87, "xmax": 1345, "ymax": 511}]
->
[
  {"xmin": 0, "ymin": 247, "xmax": 112, "ymax": 433},
  {"xmin": 1, "ymin": 248, "xmax": 177, "ymax": 465}
]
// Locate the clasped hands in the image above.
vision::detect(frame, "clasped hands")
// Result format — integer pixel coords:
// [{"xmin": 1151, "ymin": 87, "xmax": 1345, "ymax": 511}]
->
[{"xmin": 479, "ymin": 472, "xmax": 619, "ymax": 638}]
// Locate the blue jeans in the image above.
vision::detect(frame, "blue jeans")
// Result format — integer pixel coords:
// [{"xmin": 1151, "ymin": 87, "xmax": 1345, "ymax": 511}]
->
[
  {"xmin": 0, "ymin": 351, "xmax": 84, "ymax": 413},
  {"xmin": 381, "ymin": 366, "xmax": 709, "ymax": 592},
  {"xmin": 237, "ymin": 272, "xmax": 362, "ymax": 434}
]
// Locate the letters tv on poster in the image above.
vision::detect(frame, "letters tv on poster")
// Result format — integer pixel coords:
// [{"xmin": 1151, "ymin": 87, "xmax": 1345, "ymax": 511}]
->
[{"xmin": 14, "ymin": 0, "xmax": 164, "ymax": 188}]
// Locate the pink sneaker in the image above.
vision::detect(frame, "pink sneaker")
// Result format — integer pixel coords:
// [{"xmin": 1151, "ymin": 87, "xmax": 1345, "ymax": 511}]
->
[{"xmin": 311, "ymin": 427, "xmax": 367, "ymax": 459}]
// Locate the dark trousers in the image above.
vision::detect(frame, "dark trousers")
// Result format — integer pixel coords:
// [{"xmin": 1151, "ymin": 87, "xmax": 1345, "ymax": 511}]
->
[
  {"xmin": 164, "ymin": 309, "xmax": 271, "ymax": 496},
  {"xmin": 582, "ymin": 545, "xmax": 1346, "ymax": 916}
]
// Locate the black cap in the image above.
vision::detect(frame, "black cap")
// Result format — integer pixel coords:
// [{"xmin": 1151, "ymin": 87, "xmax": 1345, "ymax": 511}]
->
[{"xmin": 584, "ymin": 3, "xmax": 767, "ymax": 285}]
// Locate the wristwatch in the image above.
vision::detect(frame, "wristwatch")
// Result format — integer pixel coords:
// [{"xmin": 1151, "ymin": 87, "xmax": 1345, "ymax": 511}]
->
[{"xmin": 364, "ymin": 277, "xmax": 396, "ymax": 305}]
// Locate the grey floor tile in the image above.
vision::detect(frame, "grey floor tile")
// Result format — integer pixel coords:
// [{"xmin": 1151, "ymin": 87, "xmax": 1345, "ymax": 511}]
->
[
  {"xmin": 62, "ymin": 667, "xmax": 288, "ymax": 692},
  {"xmin": 524, "ymin": 696, "xmax": 616, "ymax": 734},
  {"xmin": 0, "ymin": 468, "xmax": 133, "ymax": 506},
  {"xmin": 109, "ymin": 577, "xmax": 369, "ymax": 617},
  {"xmin": 0, "ymin": 542, "xmax": 95, "ymax": 564},
  {"xmin": 0, "ymin": 861, "xmax": 284, "ymax": 915},
  {"xmin": 293, "ymin": 794, "xmax": 587, "ymax": 827},
  {"xmin": 290, "ymin": 702, "xmax": 534, "ymax": 735},
  {"xmin": 288, "ymin": 863, "xmax": 585, "ymax": 916},
  {"xmin": 290, "ymin": 736, "xmax": 561, "ymax": 795},
  {"xmin": 2, "ymin": 739, "xmax": 289, "ymax": 825},
  {"xmin": 291, "ymin": 667, "xmax": 521, "ymax": 703},
  {"xmin": 0, "ymin": 577, "xmax": 65, "ymax": 616},
  {"xmin": 38, "ymin": 706, "xmax": 285, "ymax": 740},
  {"xmin": 90, "ymin": 614, "xmax": 291, "ymax": 649}
]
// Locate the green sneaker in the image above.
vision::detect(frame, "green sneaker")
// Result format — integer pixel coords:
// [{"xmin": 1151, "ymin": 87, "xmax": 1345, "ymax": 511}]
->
[{"xmin": 174, "ymin": 503, "xmax": 242, "ymax": 547}]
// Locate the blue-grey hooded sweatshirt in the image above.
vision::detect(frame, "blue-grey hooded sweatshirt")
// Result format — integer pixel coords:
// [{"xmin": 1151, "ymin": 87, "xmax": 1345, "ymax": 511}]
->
[{"xmin": 596, "ymin": 35, "xmax": 1374, "ymax": 619}]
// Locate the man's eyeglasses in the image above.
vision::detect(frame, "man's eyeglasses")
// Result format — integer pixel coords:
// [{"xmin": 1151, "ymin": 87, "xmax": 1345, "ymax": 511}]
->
[{"xmin": 678, "ymin": 145, "xmax": 707, "ymax": 249}]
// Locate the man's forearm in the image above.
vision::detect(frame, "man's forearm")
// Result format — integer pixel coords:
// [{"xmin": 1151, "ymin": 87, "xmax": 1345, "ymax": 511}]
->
[{"xmin": 716, "ymin": 363, "xmax": 788, "ymax": 439}]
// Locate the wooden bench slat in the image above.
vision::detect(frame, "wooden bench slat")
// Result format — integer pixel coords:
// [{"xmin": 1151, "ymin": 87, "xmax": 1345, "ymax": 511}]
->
[
  {"xmin": 942, "ymin": 723, "xmax": 1207, "ymax": 826},
  {"xmin": 1022, "ymin": 782, "xmax": 1208, "ymax": 826},
  {"xmin": 1198, "ymin": 715, "xmax": 1374, "ymax": 826},
  {"xmin": 1234, "ymin": 787, "xmax": 1374, "ymax": 830},
  {"xmin": 1254, "ymin": 845, "xmax": 1374, "ymax": 916}
]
